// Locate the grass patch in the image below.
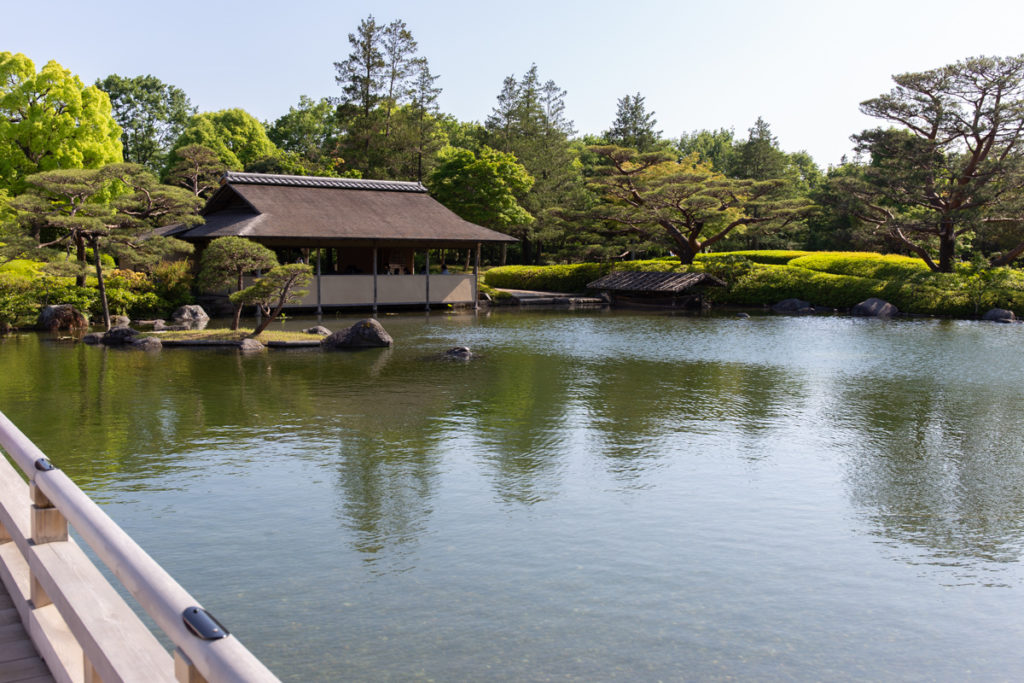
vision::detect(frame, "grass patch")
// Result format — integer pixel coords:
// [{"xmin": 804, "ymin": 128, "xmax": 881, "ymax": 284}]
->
[{"xmin": 155, "ymin": 328, "xmax": 323, "ymax": 342}]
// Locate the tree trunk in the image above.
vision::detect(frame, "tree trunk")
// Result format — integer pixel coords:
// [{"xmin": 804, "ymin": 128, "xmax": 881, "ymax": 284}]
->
[
  {"xmin": 938, "ymin": 217, "xmax": 956, "ymax": 272},
  {"xmin": 92, "ymin": 237, "xmax": 111, "ymax": 331},
  {"xmin": 75, "ymin": 234, "xmax": 88, "ymax": 287}
]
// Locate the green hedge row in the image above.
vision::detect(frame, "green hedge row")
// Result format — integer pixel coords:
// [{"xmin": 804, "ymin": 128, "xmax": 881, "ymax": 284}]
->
[
  {"xmin": 787, "ymin": 252, "xmax": 930, "ymax": 280},
  {"xmin": 696, "ymin": 250, "xmax": 810, "ymax": 265}
]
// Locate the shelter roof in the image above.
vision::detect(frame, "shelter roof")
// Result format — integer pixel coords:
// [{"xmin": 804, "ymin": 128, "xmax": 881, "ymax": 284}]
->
[
  {"xmin": 166, "ymin": 171, "xmax": 516, "ymax": 246},
  {"xmin": 587, "ymin": 271, "xmax": 726, "ymax": 293}
]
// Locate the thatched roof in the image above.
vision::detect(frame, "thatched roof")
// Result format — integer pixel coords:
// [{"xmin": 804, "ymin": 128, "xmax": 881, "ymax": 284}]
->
[
  {"xmin": 162, "ymin": 171, "xmax": 516, "ymax": 247},
  {"xmin": 587, "ymin": 271, "xmax": 726, "ymax": 293}
]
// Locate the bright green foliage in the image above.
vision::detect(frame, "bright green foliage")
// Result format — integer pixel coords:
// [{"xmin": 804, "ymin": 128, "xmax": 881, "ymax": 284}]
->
[
  {"xmin": 429, "ymin": 146, "xmax": 534, "ymax": 230},
  {"xmin": 484, "ymin": 263, "xmax": 612, "ymax": 292},
  {"xmin": 0, "ymin": 273, "xmax": 35, "ymax": 329},
  {"xmin": 97, "ymin": 74, "xmax": 194, "ymax": 172},
  {"xmin": 269, "ymin": 96, "xmax": 339, "ymax": 160},
  {"xmin": 169, "ymin": 109, "xmax": 277, "ymax": 170},
  {"xmin": 150, "ymin": 260, "xmax": 195, "ymax": 310},
  {"xmin": 0, "ymin": 53, "xmax": 122, "ymax": 193},
  {"xmin": 199, "ymin": 236, "xmax": 280, "ymax": 330},
  {"xmin": 697, "ymin": 250, "xmax": 809, "ymax": 265},
  {"xmin": 230, "ymin": 263, "xmax": 312, "ymax": 336},
  {"xmin": 787, "ymin": 252, "xmax": 929, "ymax": 279}
]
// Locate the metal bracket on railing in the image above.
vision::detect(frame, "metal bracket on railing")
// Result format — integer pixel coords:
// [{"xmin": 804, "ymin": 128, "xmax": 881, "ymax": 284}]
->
[
  {"xmin": 34, "ymin": 457, "xmax": 55, "ymax": 472},
  {"xmin": 183, "ymin": 606, "xmax": 230, "ymax": 640}
]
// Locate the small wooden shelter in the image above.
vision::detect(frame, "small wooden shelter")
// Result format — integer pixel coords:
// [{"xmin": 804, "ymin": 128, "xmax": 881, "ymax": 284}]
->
[
  {"xmin": 586, "ymin": 271, "xmax": 726, "ymax": 309},
  {"xmin": 163, "ymin": 171, "xmax": 517, "ymax": 311}
]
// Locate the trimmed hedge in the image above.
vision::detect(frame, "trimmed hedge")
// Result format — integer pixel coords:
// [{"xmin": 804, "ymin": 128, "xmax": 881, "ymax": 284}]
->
[
  {"xmin": 484, "ymin": 263, "xmax": 613, "ymax": 292},
  {"xmin": 697, "ymin": 250, "xmax": 810, "ymax": 265},
  {"xmin": 788, "ymin": 252, "xmax": 930, "ymax": 280}
]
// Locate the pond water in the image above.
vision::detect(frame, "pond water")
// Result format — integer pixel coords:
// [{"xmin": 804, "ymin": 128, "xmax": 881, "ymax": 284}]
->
[{"xmin": 3, "ymin": 309, "xmax": 1024, "ymax": 681}]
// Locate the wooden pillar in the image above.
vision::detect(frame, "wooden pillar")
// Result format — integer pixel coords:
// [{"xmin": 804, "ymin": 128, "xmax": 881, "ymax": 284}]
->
[
  {"xmin": 315, "ymin": 248, "xmax": 323, "ymax": 318},
  {"xmin": 372, "ymin": 246, "xmax": 378, "ymax": 315},
  {"xmin": 424, "ymin": 250, "xmax": 431, "ymax": 311},
  {"xmin": 30, "ymin": 481, "xmax": 67, "ymax": 609},
  {"xmin": 174, "ymin": 648, "xmax": 208, "ymax": 683},
  {"xmin": 474, "ymin": 243, "xmax": 481, "ymax": 311}
]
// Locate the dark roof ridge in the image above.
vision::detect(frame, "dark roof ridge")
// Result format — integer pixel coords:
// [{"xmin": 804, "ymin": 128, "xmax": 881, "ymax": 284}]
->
[{"xmin": 223, "ymin": 171, "xmax": 427, "ymax": 193}]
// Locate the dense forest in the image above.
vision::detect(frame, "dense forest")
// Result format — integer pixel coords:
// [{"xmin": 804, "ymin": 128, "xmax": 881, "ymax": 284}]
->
[{"xmin": 3, "ymin": 14, "xmax": 1024, "ymax": 326}]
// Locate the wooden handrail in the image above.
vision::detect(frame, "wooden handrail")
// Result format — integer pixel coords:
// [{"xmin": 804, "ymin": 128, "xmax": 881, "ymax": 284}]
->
[{"xmin": 0, "ymin": 410, "xmax": 280, "ymax": 683}]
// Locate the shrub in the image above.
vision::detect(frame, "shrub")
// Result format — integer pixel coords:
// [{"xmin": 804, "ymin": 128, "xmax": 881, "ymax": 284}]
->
[
  {"xmin": 151, "ymin": 260, "xmax": 195, "ymax": 309},
  {"xmin": 698, "ymin": 250, "xmax": 810, "ymax": 265},
  {"xmin": 29, "ymin": 276, "xmax": 98, "ymax": 312},
  {"xmin": 0, "ymin": 259, "xmax": 45, "ymax": 278},
  {"xmin": 0, "ymin": 273, "xmax": 37, "ymax": 328},
  {"xmin": 484, "ymin": 263, "xmax": 613, "ymax": 292},
  {"xmin": 788, "ymin": 252, "xmax": 930, "ymax": 280}
]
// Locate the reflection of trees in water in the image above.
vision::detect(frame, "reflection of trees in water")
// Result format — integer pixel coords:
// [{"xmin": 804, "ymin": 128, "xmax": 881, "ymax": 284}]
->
[
  {"xmin": 332, "ymin": 427, "xmax": 441, "ymax": 573},
  {"xmin": 455, "ymin": 352, "xmax": 573, "ymax": 506},
  {"xmin": 578, "ymin": 358, "xmax": 804, "ymax": 478},
  {"xmin": 833, "ymin": 375, "xmax": 1024, "ymax": 575}
]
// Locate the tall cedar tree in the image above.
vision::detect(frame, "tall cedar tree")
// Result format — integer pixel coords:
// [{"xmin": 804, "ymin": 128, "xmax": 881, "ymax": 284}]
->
[
  {"xmin": 484, "ymin": 65, "xmax": 584, "ymax": 263},
  {"xmin": 850, "ymin": 54, "xmax": 1024, "ymax": 271},
  {"xmin": 604, "ymin": 93, "xmax": 662, "ymax": 153},
  {"xmin": 334, "ymin": 16, "xmax": 441, "ymax": 179}
]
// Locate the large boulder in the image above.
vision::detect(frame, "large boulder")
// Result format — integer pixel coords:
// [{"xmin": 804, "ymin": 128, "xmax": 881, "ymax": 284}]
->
[
  {"xmin": 771, "ymin": 298, "xmax": 814, "ymax": 315},
  {"xmin": 322, "ymin": 319, "xmax": 394, "ymax": 349},
  {"xmin": 851, "ymin": 298, "xmax": 899, "ymax": 318},
  {"xmin": 983, "ymin": 308, "xmax": 1016, "ymax": 323},
  {"xmin": 37, "ymin": 305, "xmax": 88, "ymax": 332},
  {"xmin": 101, "ymin": 326, "xmax": 140, "ymax": 345},
  {"xmin": 110, "ymin": 314, "xmax": 131, "ymax": 328},
  {"xmin": 170, "ymin": 305, "xmax": 209, "ymax": 329}
]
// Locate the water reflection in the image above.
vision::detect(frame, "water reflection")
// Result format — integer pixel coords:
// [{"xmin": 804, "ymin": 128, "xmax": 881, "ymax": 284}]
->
[{"xmin": 832, "ymin": 372, "xmax": 1024, "ymax": 580}]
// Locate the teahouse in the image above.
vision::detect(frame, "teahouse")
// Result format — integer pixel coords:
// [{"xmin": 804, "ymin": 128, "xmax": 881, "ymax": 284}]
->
[{"xmin": 163, "ymin": 171, "xmax": 517, "ymax": 311}]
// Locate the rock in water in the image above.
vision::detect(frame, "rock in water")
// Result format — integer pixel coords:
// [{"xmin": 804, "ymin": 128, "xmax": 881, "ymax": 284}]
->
[
  {"xmin": 238, "ymin": 338, "xmax": 265, "ymax": 353},
  {"xmin": 131, "ymin": 336, "xmax": 163, "ymax": 351},
  {"xmin": 851, "ymin": 298, "xmax": 899, "ymax": 318},
  {"xmin": 983, "ymin": 308, "xmax": 1016, "ymax": 323},
  {"xmin": 444, "ymin": 346, "xmax": 473, "ymax": 359},
  {"xmin": 101, "ymin": 326, "xmax": 140, "ymax": 345},
  {"xmin": 110, "ymin": 314, "xmax": 131, "ymax": 328},
  {"xmin": 771, "ymin": 298, "xmax": 813, "ymax": 314},
  {"xmin": 322, "ymin": 319, "xmax": 394, "ymax": 349},
  {"xmin": 303, "ymin": 325, "xmax": 332, "ymax": 336},
  {"xmin": 37, "ymin": 305, "xmax": 88, "ymax": 331}
]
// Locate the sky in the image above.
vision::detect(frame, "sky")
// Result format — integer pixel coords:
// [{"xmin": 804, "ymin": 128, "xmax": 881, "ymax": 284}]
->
[{"xmin": 4, "ymin": 0, "xmax": 1024, "ymax": 168}]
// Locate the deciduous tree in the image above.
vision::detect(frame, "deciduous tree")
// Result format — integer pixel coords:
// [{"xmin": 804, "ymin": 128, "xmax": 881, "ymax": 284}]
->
[
  {"xmin": 428, "ymin": 146, "xmax": 534, "ymax": 231},
  {"xmin": 169, "ymin": 109, "xmax": 277, "ymax": 171},
  {"xmin": 97, "ymin": 74, "xmax": 194, "ymax": 172},
  {"xmin": 0, "ymin": 52, "xmax": 122, "ymax": 193}
]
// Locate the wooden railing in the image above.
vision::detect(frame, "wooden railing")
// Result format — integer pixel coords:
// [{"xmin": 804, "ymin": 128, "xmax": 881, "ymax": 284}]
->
[{"xmin": 0, "ymin": 410, "xmax": 279, "ymax": 683}]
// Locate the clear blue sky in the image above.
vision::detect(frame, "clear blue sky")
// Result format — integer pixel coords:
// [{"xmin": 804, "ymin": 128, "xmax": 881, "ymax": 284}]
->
[{"xmin": 4, "ymin": 0, "xmax": 1024, "ymax": 167}]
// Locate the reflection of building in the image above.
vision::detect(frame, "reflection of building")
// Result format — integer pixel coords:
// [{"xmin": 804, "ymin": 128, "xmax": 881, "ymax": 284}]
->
[{"xmin": 164, "ymin": 172, "xmax": 516, "ymax": 311}]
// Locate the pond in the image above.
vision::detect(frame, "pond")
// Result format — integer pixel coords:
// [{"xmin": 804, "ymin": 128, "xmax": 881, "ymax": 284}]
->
[{"xmin": 3, "ymin": 309, "xmax": 1024, "ymax": 681}]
